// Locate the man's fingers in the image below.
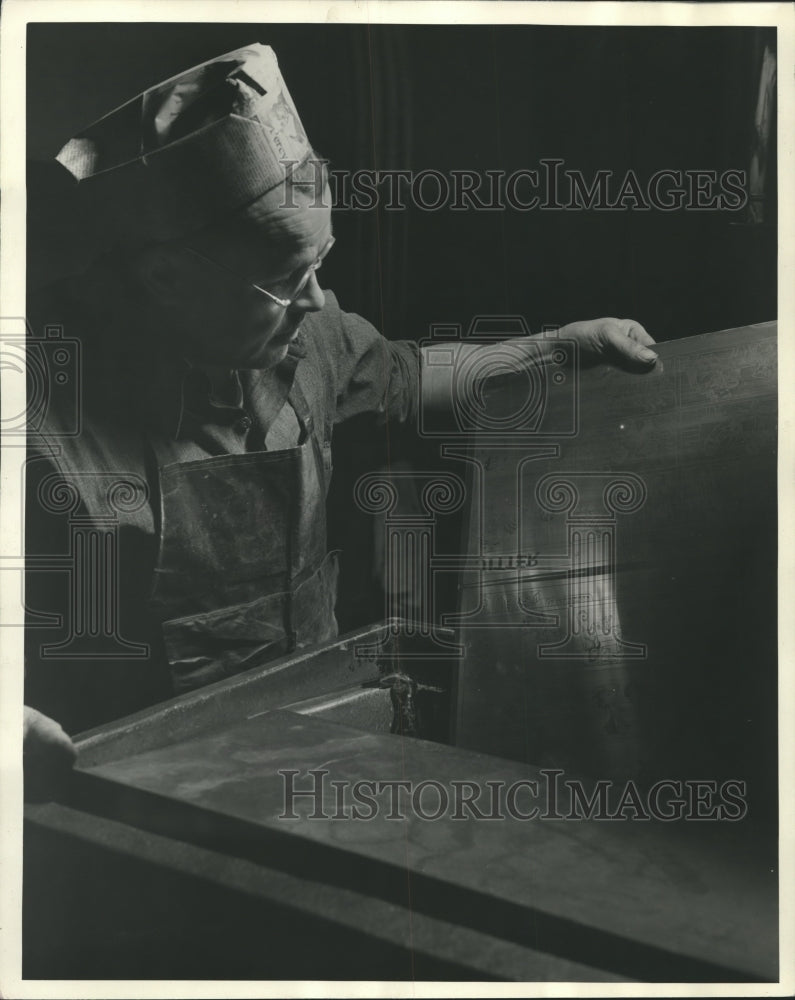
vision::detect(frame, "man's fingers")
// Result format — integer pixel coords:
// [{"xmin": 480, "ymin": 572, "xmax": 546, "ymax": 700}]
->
[
  {"xmin": 604, "ymin": 326, "xmax": 658, "ymax": 367},
  {"xmin": 623, "ymin": 320, "xmax": 656, "ymax": 347},
  {"xmin": 25, "ymin": 706, "xmax": 77, "ymax": 761},
  {"xmin": 24, "ymin": 707, "xmax": 77, "ymax": 801}
]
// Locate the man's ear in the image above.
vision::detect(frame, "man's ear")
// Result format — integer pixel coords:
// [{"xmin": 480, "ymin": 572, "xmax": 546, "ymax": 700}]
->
[{"xmin": 134, "ymin": 245, "xmax": 187, "ymax": 305}]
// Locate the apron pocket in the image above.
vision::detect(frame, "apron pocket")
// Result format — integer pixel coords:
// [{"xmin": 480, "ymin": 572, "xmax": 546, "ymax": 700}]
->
[
  {"xmin": 162, "ymin": 550, "xmax": 342, "ymax": 694},
  {"xmin": 162, "ymin": 592, "xmax": 291, "ymax": 694}
]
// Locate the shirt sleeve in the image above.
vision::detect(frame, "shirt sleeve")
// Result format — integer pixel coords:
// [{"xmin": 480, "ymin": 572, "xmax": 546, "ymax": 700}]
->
[{"xmin": 304, "ymin": 290, "xmax": 421, "ymax": 426}]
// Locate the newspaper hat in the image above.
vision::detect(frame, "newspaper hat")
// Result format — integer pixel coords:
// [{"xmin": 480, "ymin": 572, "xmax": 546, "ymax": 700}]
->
[{"xmin": 55, "ymin": 43, "xmax": 314, "ymax": 250}]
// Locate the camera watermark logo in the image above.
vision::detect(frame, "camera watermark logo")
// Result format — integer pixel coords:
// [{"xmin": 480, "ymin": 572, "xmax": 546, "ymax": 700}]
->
[
  {"xmin": 2, "ymin": 317, "xmax": 84, "ymax": 632},
  {"xmin": 419, "ymin": 316, "xmax": 578, "ymax": 441},
  {"xmin": 0, "ymin": 318, "xmax": 82, "ymax": 442},
  {"xmin": 1, "ymin": 314, "xmax": 150, "ymax": 655},
  {"xmin": 355, "ymin": 313, "xmax": 647, "ymax": 662}
]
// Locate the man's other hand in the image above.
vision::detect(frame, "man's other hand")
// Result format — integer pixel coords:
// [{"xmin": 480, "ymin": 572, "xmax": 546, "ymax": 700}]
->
[
  {"xmin": 24, "ymin": 706, "xmax": 77, "ymax": 802},
  {"xmin": 557, "ymin": 318, "xmax": 658, "ymax": 369}
]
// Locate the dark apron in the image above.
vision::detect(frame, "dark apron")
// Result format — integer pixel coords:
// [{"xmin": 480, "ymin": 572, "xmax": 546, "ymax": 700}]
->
[{"xmin": 148, "ymin": 378, "xmax": 339, "ymax": 694}]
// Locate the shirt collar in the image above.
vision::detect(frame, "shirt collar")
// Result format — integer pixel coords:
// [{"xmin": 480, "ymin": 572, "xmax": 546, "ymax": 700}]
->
[{"xmin": 135, "ymin": 329, "xmax": 307, "ymax": 440}]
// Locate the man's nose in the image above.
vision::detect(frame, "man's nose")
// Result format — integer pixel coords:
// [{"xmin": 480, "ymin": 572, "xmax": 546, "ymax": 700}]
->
[{"xmin": 291, "ymin": 272, "xmax": 325, "ymax": 313}]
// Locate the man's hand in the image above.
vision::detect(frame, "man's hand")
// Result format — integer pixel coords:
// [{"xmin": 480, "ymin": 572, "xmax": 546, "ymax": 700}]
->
[
  {"xmin": 24, "ymin": 706, "xmax": 77, "ymax": 802},
  {"xmin": 556, "ymin": 317, "xmax": 658, "ymax": 369},
  {"xmin": 420, "ymin": 316, "xmax": 657, "ymax": 414}
]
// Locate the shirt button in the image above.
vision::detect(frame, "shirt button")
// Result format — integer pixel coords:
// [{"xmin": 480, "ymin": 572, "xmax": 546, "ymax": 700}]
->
[{"xmin": 236, "ymin": 415, "xmax": 252, "ymax": 434}]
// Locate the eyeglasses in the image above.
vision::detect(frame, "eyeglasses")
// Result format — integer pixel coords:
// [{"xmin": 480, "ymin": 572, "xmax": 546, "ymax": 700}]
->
[{"xmin": 182, "ymin": 236, "xmax": 335, "ymax": 308}]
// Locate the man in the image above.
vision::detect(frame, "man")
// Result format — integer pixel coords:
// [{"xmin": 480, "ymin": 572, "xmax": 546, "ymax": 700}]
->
[{"xmin": 23, "ymin": 43, "xmax": 658, "ymax": 796}]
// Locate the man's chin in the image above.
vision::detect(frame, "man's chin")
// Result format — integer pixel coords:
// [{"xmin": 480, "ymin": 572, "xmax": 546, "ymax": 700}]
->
[
  {"xmin": 245, "ymin": 336, "xmax": 293, "ymax": 371},
  {"xmin": 201, "ymin": 320, "xmax": 301, "ymax": 370}
]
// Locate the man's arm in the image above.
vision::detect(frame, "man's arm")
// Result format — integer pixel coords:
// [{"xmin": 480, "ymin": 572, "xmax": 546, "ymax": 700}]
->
[
  {"xmin": 421, "ymin": 317, "xmax": 657, "ymax": 413},
  {"xmin": 310, "ymin": 294, "xmax": 656, "ymax": 425}
]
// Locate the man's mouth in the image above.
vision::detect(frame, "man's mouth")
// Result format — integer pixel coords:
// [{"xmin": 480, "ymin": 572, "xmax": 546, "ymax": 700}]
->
[{"xmin": 274, "ymin": 317, "xmax": 303, "ymax": 343}]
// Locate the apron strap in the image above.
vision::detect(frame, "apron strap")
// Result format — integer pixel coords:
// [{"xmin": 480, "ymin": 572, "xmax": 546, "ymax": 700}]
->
[{"xmin": 287, "ymin": 372, "xmax": 328, "ymax": 500}]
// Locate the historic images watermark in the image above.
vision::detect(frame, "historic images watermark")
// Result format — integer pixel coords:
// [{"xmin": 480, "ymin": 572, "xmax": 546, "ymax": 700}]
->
[
  {"xmin": 279, "ymin": 768, "xmax": 749, "ymax": 822},
  {"xmin": 282, "ymin": 158, "xmax": 749, "ymax": 212},
  {"xmin": 7, "ymin": 305, "xmax": 647, "ymax": 670},
  {"xmin": 2, "ymin": 317, "xmax": 151, "ymax": 655},
  {"xmin": 353, "ymin": 315, "xmax": 648, "ymax": 664}
]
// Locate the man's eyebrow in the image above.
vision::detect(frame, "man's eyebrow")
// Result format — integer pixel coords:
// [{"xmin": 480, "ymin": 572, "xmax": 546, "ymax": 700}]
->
[{"xmin": 267, "ymin": 227, "xmax": 335, "ymax": 278}]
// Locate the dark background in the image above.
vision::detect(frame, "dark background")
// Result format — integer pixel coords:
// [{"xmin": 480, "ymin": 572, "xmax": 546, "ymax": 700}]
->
[{"xmin": 27, "ymin": 23, "xmax": 778, "ymax": 629}]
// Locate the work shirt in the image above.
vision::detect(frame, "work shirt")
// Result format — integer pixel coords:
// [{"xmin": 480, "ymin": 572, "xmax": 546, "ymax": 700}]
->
[{"xmin": 24, "ymin": 280, "xmax": 421, "ymax": 733}]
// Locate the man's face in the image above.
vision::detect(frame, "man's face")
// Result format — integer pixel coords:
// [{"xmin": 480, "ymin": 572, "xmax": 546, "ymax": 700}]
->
[{"xmin": 150, "ymin": 183, "xmax": 333, "ymax": 369}]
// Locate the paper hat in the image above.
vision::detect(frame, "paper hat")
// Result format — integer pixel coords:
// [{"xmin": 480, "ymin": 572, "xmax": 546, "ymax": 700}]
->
[{"xmin": 55, "ymin": 43, "xmax": 314, "ymax": 248}]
